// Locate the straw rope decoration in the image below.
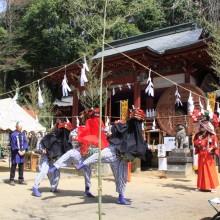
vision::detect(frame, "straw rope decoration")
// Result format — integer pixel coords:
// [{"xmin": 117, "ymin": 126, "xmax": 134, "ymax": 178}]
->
[{"xmin": 0, "ymin": 13, "xmax": 218, "ymax": 121}]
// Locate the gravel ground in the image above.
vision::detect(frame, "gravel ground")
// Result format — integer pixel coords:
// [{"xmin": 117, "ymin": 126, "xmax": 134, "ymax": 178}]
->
[{"xmin": 0, "ymin": 160, "xmax": 220, "ymax": 220}]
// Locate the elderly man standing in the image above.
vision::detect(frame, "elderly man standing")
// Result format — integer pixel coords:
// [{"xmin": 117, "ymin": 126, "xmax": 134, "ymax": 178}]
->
[{"xmin": 9, "ymin": 122, "xmax": 29, "ymax": 186}]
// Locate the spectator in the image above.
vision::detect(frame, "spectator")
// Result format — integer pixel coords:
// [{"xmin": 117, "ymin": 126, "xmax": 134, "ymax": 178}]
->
[{"xmin": 9, "ymin": 122, "xmax": 29, "ymax": 186}]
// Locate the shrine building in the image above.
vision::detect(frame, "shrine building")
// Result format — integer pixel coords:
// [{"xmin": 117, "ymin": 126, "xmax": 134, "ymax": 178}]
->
[{"xmin": 44, "ymin": 21, "xmax": 217, "ymax": 171}]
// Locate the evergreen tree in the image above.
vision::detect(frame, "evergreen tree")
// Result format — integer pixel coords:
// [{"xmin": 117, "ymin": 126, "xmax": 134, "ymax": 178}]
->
[
  {"xmin": 201, "ymin": 1, "xmax": 220, "ymax": 88},
  {"xmin": 207, "ymin": 25, "xmax": 220, "ymax": 88},
  {"xmin": 0, "ymin": 0, "xmax": 31, "ymax": 96},
  {"xmin": 158, "ymin": 0, "xmax": 201, "ymax": 26},
  {"xmin": 16, "ymin": 0, "xmax": 165, "ymax": 71},
  {"xmin": 1, "ymin": 0, "xmax": 219, "ymax": 106}
]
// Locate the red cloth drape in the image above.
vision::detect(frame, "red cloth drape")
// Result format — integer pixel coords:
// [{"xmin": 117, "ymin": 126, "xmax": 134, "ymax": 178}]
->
[{"xmin": 77, "ymin": 117, "xmax": 109, "ymax": 156}]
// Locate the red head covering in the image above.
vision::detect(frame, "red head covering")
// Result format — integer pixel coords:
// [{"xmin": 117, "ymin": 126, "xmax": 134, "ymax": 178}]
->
[
  {"xmin": 57, "ymin": 122, "xmax": 73, "ymax": 131},
  {"xmin": 129, "ymin": 108, "xmax": 146, "ymax": 121},
  {"xmin": 87, "ymin": 108, "xmax": 100, "ymax": 118}
]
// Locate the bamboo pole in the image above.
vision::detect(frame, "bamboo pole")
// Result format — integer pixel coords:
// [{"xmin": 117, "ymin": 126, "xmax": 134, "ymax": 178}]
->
[{"xmin": 98, "ymin": 1, "xmax": 108, "ymax": 219}]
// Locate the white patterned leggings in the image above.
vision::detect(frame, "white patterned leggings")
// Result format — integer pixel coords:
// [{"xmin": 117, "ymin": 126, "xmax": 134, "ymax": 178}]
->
[
  {"xmin": 33, "ymin": 155, "xmax": 60, "ymax": 191},
  {"xmin": 82, "ymin": 146, "xmax": 128, "ymax": 195},
  {"xmin": 53, "ymin": 147, "xmax": 92, "ymax": 187}
]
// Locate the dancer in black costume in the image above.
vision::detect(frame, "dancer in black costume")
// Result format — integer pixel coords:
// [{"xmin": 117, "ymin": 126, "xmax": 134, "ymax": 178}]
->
[
  {"xmin": 77, "ymin": 108, "xmax": 154, "ymax": 205},
  {"xmin": 32, "ymin": 121, "xmax": 72, "ymax": 197}
]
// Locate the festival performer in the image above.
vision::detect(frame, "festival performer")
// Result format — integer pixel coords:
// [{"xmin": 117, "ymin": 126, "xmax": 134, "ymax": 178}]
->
[
  {"xmin": 9, "ymin": 122, "xmax": 29, "ymax": 186},
  {"xmin": 77, "ymin": 108, "xmax": 154, "ymax": 205},
  {"xmin": 48, "ymin": 128, "xmax": 94, "ymax": 197},
  {"xmin": 194, "ymin": 117, "xmax": 219, "ymax": 193},
  {"xmin": 32, "ymin": 120, "xmax": 73, "ymax": 197},
  {"xmin": 77, "ymin": 108, "xmax": 109, "ymax": 156},
  {"xmin": 48, "ymin": 108, "xmax": 109, "ymax": 197}
]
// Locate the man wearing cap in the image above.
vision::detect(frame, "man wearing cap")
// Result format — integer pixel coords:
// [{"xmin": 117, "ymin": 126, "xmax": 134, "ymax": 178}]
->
[
  {"xmin": 9, "ymin": 122, "xmax": 29, "ymax": 185},
  {"xmin": 194, "ymin": 119, "xmax": 219, "ymax": 193}
]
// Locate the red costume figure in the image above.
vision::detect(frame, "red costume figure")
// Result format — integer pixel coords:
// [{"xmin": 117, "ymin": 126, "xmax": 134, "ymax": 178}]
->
[
  {"xmin": 194, "ymin": 120, "xmax": 219, "ymax": 192},
  {"xmin": 77, "ymin": 108, "xmax": 109, "ymax": 156}
]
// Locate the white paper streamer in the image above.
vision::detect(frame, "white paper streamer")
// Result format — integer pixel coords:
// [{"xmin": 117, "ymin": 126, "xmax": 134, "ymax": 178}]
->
[
  {"xmin": 80, "ymin": 66, "xmax": 88, "ymax": 86},
  {"xmin": 38, "ymin": 81, "xmax": 44, "ymax": 108},
  {"xmin": 83, "ymin": 55, "xmax": 89, "ymax": 72},
  {"xmin": 152, "ymin": 118, "xmax": 156, "ymax": 130},
  {"xmin": 80, "ymin": 56, "xmax": 89, "ymax": 86},
  {"xmin": 175, "ymin": 86, "xmax": 183, "ymax": 106},
  {"xmin": 76, "ymin": 117, "xmax": 80, "ymax": 127},
  {"xmin": 105, "ymin": 116, "xmax": 110, "ymax": 127},
  {"xmin": 127, "ymin": 83, "xmax": 131, "ymax": 89},
  {"xmin": 112, "ymin": 87, "xmax": 115, "ymax": 96},
  {"xmin": 66, "ymin": 117, "xmax": 70, "ymax": 123},
  {"xmin": 145, "ymin": 69, "xmax": 154, "ymax": 97},
  {"xmin": 62, "ymin": 73, "xmax": 71, "ymax": 97},
  {"xmin": 206, "ymin": 99, "xmax": 213, "ymax": 118},
  {"xmin": 217, "ymin": 103, "xmax": 220, "ymax": 119},
  {"xmin": 105, "ymin": 116, "xmax": 111, "ymax": 134},
  {"xmin": 12, "ymin": 89, "xmax": 19, "ymax": 103},
  {"xmin": 188, "ymin": 91, "xmax": 194, "ymax": 113},
  {"xmin": 199, "ymin": 96, "xmax": 204, "ymax": 114}
]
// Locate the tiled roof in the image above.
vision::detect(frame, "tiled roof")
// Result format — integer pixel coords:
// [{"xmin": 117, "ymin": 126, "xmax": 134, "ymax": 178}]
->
[{"xmin": 92, "ymin": 22, "xmax": 204, "ymax": 59}]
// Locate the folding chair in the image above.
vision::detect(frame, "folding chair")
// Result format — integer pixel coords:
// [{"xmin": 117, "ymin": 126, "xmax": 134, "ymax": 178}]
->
[{"xmin": 208, "ymin": 198, "xmax": 220, "ymax": 220}]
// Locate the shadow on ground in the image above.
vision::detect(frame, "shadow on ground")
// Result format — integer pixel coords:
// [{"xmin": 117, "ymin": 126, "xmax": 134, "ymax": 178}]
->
[
  {"xmin": 30, "ymin": 187, "xmax": 131, "ymax": 207},
  {"xmin": 200, "ymin": 217, "xmax": 213, "ymax": 220}
]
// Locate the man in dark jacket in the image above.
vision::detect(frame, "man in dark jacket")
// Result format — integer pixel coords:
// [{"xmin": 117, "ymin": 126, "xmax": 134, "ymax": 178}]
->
[{"xmin": 9, "ymin": 122, "xmax": 29, "ymax": 186}]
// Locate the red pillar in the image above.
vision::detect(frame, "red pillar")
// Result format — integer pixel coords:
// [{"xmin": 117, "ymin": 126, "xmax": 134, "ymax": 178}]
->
[
  {"xmin": 134, "ymin": 82, "xmax": 141, "ymax": 108},
  {"xmin": 184, "ymin": 65, "xmax": 191, "ymax": 83}
]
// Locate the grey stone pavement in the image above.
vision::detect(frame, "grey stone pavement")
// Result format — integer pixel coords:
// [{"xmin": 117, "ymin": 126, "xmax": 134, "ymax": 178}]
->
[{"xmin": 0, "ymin": 159, "xmax": 220, "ymax": 220}]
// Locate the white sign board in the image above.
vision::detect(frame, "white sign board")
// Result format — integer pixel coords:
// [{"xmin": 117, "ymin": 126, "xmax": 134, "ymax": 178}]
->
[
  {"xmin": 157, "ymin": 144, "xmax": 166, "ymax": 157},
  {"xmin": 163, "ymin": 136, "xmax": 176, "ymax": 151},
  {"xmin": 158, "ymin": 158, "xmax": 167, "ymax": 170}
]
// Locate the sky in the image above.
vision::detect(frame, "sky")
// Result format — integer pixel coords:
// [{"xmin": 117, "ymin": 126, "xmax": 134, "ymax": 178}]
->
[{"xmin": 0, "ymin": 1, "xmax": 5, "ymax": 13}]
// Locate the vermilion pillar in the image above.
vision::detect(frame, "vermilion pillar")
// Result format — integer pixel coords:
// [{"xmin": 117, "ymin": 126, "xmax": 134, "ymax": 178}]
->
[{"xmin": 133, "ymin": 82, "xmax": 141, "ymax": 108}]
